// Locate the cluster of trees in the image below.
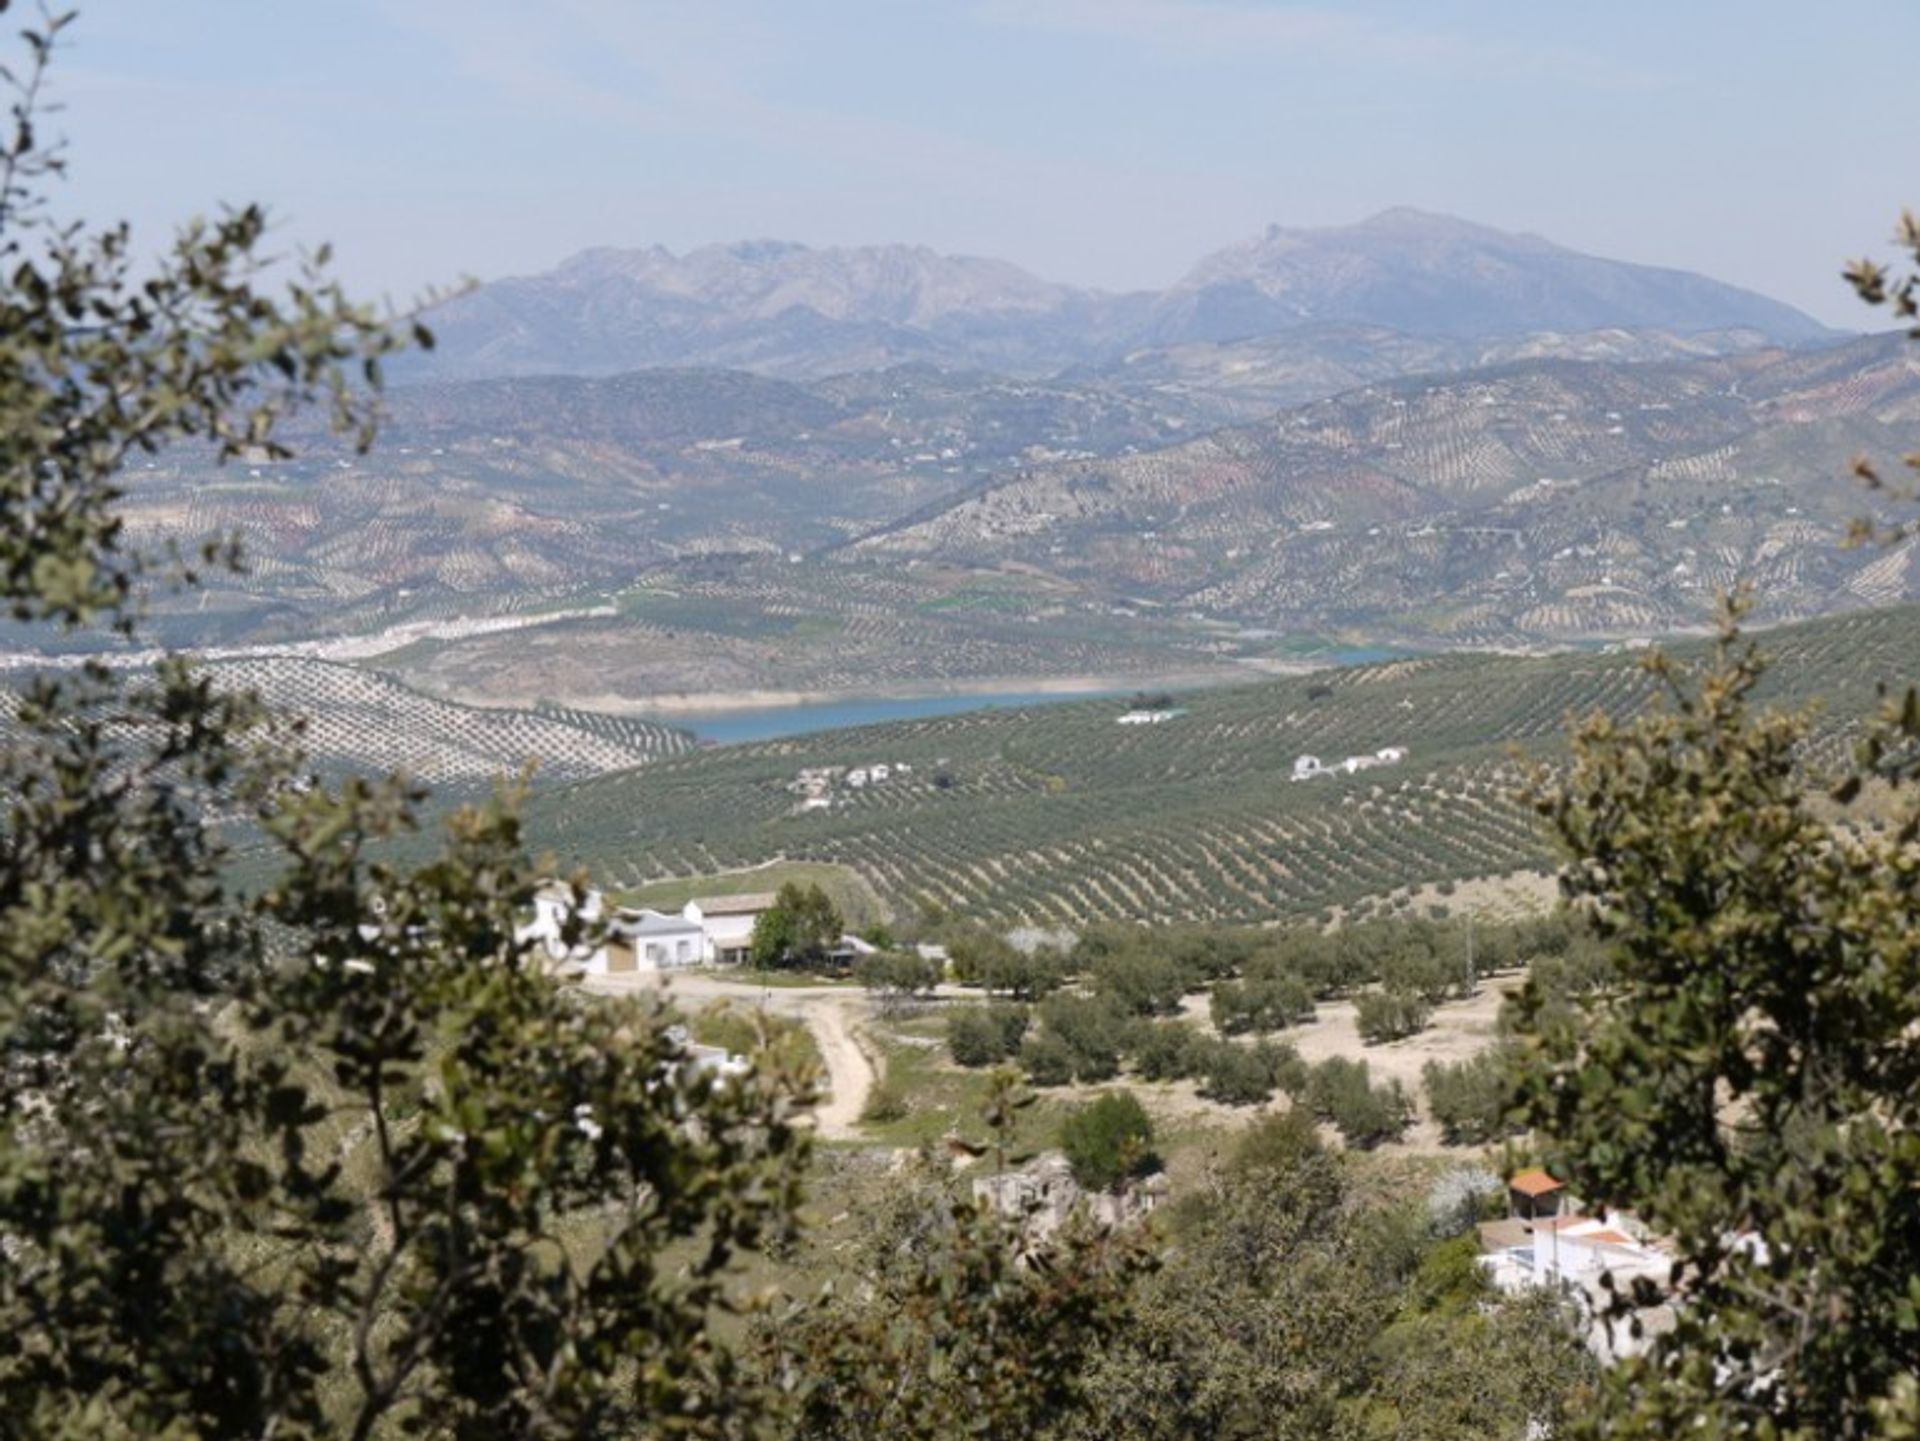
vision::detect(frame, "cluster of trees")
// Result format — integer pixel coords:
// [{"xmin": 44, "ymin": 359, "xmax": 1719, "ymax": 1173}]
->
[
  {"xmin": 935, "ymin": 910, "xmax": 1600, "ymax": 1141},
  {"xmin": 944, "ymin": 995, "xmax": 1413, "ymax": 1143},
  {"xmin": 748, "ymin": 880, "xmax": 846, "ymax": 968}
]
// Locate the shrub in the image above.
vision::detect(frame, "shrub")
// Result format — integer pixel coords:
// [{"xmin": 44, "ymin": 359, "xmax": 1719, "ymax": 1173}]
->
[
  {"xmin": 1354, "ymin": 987, "xmax": 1433, "ymax": 1044},
  {"xmin": 1131, "ymin": 1019, "xmax": 1198, "ymax": 1082},
  {"xmin": 1378, "ymin": 942, "xmax": 1455, "ymax": 1003},
  {"xmin": 1019, "ymin": 1030, "xmax": 1078, "ymax": 1088},
  {"xmin": 861, "ymin": 1083, "xmax": 910, "ymax": 1125},
  {"xmin": 1306, "ymin": 1057, "xmax": 1411, "ymax": 1148},
  {"xmin": 1196, "ymin": 1040, "xmax": 1276, "ymax": 1107},
  {"xmin": 1090, "ymin": 947, "xmax": 1190, "ymax": 1016},
  {"xmin": 1252, "ymin": 1038, "xmax": 1309, "ymax": 1097},
  {"xmin": 1422, "ymin": 1051, "xmax": 1515, "ymax": 1145},
  {"xmin": 1059, "ymin": 1091, "xmax": 1159, "ymax": 1192},
  {"xmin": 948, "ymin": 1007, "xmax": 1015, "ymax": 1067},
  {"xmin": 856, "ymin": 949, "xmax": 941, "ymax": 1008},
  {"xmin": 1038, "ymin": 993, "xmax": 1125, "ymax": 1081},
  {"xmin": 1214, "ymin": 973, "xmax": 1315, "ymax": 1034}
]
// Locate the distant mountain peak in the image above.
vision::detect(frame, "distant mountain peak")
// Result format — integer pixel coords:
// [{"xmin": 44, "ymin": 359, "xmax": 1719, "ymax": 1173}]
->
[
  {"xmin": 1160, "ymin": 211, "xmax": 1829, "ymax": 343},
  {"xmin": 414, "ymin": 214, "xmax": 1833, "ymax": 382}
]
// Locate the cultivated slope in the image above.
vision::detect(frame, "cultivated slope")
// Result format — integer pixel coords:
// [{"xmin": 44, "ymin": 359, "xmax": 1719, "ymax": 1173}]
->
[
  {"xmin": 856, "ymin": 334, "xmax": 1920, "ymax": 641},
  {"xmin": 526, "ymin": 601, "xmax": 1918, "ymax": 926},
  {"xmin": 0, "ymin": 651, "xmax": 696, "ymax": 794}
]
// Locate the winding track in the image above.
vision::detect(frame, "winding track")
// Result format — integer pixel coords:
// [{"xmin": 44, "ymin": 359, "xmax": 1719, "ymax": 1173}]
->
[{"xmin": 582, "ymin": 970, "xmax": 878, "ymax": 1139}]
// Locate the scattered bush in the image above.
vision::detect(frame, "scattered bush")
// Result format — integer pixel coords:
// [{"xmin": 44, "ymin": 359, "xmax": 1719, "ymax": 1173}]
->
[
  {"xmin": 1305, "ymin": 1057, "xmax": 1412, "ymax": 1148},
  {"xmin": 861, "ymin": 1082, "xmax": 910, "ymax": 1126},
  {"xmin": 1423, "ymin": 1051, "xmax": 1516, "ymax": 1145},
  {"xmin": 855, "ymin": 949, "xmax": 941, "ymax": 1008},
  {"xmin": 1354, "ymin": 987, "xmax": 1434, "ymax": 1044},
  {"xmin": 1091, "ymin": 948, "xmax": 1190, "ymax": 1016},
  {"xmin": 1211, "ymin": 973, "xmax": 1315, "ymax": 1034},
  {"xmin": 1019, "ymin": 1030, "xmax": 1078, "ymax": 1088},
  {"xmin": 947, "ymin": 1004, "xmax": 1031, "ymax": 1067},
  {"xmin": 1059, "ymin": 1090, "xmax": 1159, "ymax": 1192},
  {"xmin": 1131, "ymin": 1019, "xmax": 1199, "ymax": 1082},
  {"xmin": 950, "ymin": 928, "xmax": 1069, "ymax": 999},
  {"xmin": 1195, "ymin": 1039, "xmax": 1291, "ymax": 1107},
  {"xmin": 1036, "ymin": 993, "xmax": 1125, "ymax": 1082}
]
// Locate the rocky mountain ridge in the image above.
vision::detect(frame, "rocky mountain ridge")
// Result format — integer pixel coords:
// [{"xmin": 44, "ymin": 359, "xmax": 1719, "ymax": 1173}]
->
[{"xmin": 411, "ymin": 210, "xmax": 1836, "ymax": 382}]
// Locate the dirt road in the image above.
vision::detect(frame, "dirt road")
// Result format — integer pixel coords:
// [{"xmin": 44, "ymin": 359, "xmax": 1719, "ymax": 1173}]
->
[{"xmin": 582, "ymin": 970, "xmax": 878, "ymax": 1140}]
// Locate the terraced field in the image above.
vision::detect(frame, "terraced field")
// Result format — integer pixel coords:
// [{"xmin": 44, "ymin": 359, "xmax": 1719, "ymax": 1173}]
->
[
  {"xmin": 525, "ymin": 602, "xmax": 1920, "ymax": 924},
  {"xmin": 0, "ymin": 655, "xmax": 693, "ymax": 794},
  {"xmin": 211, "ymin": 658, "xmax": 695, "ymax": 789}
]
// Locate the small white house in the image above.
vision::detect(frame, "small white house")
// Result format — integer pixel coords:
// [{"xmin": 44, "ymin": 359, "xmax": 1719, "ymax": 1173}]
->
[
  {"xmin": 607, "ymin": 908, "xmax": 706, "ymax": 971},
  {"xmin": 684, "ymin": 893, "xmax": 777, "ymax": 965},
  {"xmin": 1291, "ymin": 755, "xmax": 1325, "ymax": 782}
]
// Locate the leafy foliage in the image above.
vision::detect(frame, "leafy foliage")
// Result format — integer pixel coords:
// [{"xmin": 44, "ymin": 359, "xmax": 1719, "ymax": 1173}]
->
[
  {"xmin": 749, "ymin": 881, "xmax": 844, "ymax": 969},
  {"xmin": 1058, "ymin": 1090, "xmax": 1159, "ymax": 1193},
  {"xmin": 947, "ymin": 1003, "xmax": 1031, "ymax": 1067},
  {"xmin": 1062, "ymin": 1112, "xmax": 1592, "ymax": 1441},
  {"xmin": 1508, "ymin": 602, "xmax": 1920, "ymax": 1438},
  {"xmin": 0, "ymin": 20, "xmax": 803, "ymax": 1436},
  {"xmin": 760, "ymin": 1156, "xmax": 1154, "ymax": 1441},
  {"xmin": 1422, "ymin": 1050, "xmax": 1518, "ymax": 1145}
]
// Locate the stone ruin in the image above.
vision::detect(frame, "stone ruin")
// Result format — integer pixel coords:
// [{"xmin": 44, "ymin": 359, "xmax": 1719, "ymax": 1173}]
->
[{"xmin": 970, "ymin": 1151, "xmax": 1167, "ymax": 1239}]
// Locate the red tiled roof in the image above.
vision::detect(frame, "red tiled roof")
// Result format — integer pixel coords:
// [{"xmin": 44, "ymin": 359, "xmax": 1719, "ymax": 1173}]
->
[{"xmin": 1509, "ymin": 1167, "xmax": 1565, "ymax": 1197}]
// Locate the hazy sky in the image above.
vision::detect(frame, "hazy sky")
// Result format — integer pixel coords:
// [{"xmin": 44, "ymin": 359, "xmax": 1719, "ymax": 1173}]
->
[{"xmin": 43, "ymin": 1, "xmax": 1920, "ymax": 327}]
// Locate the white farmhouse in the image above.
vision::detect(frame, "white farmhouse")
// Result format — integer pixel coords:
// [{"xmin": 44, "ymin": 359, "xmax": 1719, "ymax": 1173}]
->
[
  {"xmin": 1291, "ymin": 755, "xmax": 1325, "ymax": 782},
  {"xmin": 684, "ymin": 892, "xmax": 778, "ymax": 965}
]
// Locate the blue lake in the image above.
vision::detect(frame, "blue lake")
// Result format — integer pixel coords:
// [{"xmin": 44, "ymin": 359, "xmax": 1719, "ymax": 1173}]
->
[
  {"xmin": 664, "ymin": 689, "xmax": 1137, "ymax": 745},
  {"xmin": 659, "ymin": 648, "xmax": 1422, "ymax": 745}
]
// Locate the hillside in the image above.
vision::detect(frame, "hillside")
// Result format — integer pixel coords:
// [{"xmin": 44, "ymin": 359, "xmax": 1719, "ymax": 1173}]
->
[
  {"xmin": 408, "ymin": 213, "xmax": 1830, "ymax": 383},
  {"xmin": 523, "ymin": 601, "xmax": 1918, "ymax": 926},
  {"xmin": 0, "ymin": 655, "xmax": 694, "ymax": 794},
  {"xmin": 108, "ymin": 365, "xmax": 1194, "ymax": 655},
  {"xmin": 855, "ymin": 334, "xmax": 1920, "ymax": 642}
]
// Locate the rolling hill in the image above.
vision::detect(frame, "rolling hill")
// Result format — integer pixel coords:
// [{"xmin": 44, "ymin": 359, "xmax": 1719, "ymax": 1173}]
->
[
  {"xmin": 523, "ymin": 600, "xmax": 1919, "ymax": 927},
  {"xmin": 0, "ymin": 655, "xmax": 695, "ymax": 794},
  {"xmin": 853, "ymin": 334, "xmax": 1920, "ymax": 642}
]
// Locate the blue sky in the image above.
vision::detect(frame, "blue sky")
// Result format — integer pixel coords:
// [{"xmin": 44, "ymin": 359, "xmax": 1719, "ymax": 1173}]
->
[{"xmin": 42, "ymin": 1, "xmax": 1920, "ymax": 326}]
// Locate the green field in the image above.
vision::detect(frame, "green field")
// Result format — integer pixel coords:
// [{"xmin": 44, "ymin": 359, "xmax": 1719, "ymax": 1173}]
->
[
  {"xmin": 614, "ymin": 860, "xmax": 885, "ymax": 928},
  {"xmin": 524, "ymin": 602, "xmax": 1919, "ymax": 926}
]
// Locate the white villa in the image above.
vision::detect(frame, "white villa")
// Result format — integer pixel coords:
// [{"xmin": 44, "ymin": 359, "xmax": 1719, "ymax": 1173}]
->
[
  {"xmin": 1479, "ymin": 1169, "xmax": 1676, "ymax": 1362},
  {"xmin": 1291, "ymin": 745, "xmax": 1409, "ymax": 782},
  {"xmin": 522, "ymin": 884, "xmax": 779, "ymax": 973}
]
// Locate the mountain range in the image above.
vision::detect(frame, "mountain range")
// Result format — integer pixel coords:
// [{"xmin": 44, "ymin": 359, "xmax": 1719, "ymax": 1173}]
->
[{"xmin": 411, "ymin": 210, "xmax": 1837, "ymax": 383}]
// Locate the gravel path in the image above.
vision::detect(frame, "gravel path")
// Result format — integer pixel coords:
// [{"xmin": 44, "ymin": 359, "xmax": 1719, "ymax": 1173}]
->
[{"xmin": 582, "ymin": 970, "xmax": 878, "ymax": 1140}]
